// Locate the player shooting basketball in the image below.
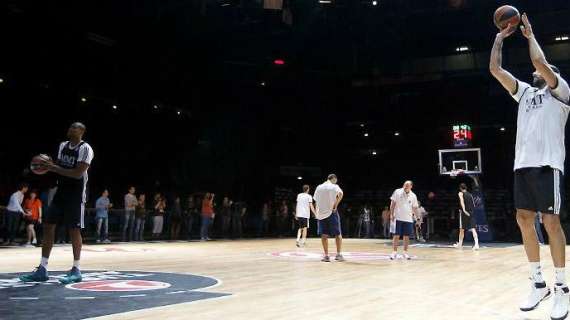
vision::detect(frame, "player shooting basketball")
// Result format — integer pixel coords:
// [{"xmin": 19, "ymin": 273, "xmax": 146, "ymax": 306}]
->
[{"xmin": 490, "ymin": 12, "xmax": 570, "ymax": 320}]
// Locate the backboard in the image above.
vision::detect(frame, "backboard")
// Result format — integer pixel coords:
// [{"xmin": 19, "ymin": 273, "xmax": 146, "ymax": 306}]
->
[{"xmin": 438, "ymin": 148, "xmax": 482, "ymax": 176}]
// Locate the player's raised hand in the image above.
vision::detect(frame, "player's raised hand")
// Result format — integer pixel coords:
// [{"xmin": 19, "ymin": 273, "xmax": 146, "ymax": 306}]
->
[
  {"xmin": 520, "ymin": 13, "xmax": 534, "ymax": 39},
  {"xmin": 497, "ymin": 23, "xmax": 516, "ymax": 39}
]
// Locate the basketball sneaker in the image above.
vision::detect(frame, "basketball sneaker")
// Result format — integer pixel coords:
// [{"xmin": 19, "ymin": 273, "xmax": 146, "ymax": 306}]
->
[
  {"xmin": 472, "ymin": 244, "xmax": 480, "ymax": 251},
  {"xmin": 335, "ymin": 254, "xmax": 345, "ymax": 262},
  {"xmin": 59, "ymin": 267, "xmax": 82, "ymax": 285},
  {"xmin": 321, "ymin": 256, "xmax": 331, "ymax": 262},
  {"xmin": 551, "ymin": 283, "xmax": 570, "ymax": 320},
  {"xmin": 19, "ymin": 265, "xmax": 49, "ymax": 282},
  {"xmin": 296, "ymin": 241, "xmax": 300, "ymax": 248},
  {"xmin": 520, "ymin": 279, "xmax": 551, "ymax": 312},
  {"xmin": 389, "ymin": 252, "xmax": 397, "ymax": 260},
  {"xmin": 403, "ymin": 252, "xmax": 411, "ymax": 260},
  {"xmin": 96, "ymin": 239, "xmax": 101, "ymax": 243}
]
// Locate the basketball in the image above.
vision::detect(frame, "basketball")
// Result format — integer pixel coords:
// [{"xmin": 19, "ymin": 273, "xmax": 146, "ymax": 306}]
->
[
  {"xmin": 30, "ymin": 154, "xmax": 51, "ymax": 175},
  {"xmin": 493, "ymin": 5, "xmax": 520, "ymax": 30}
]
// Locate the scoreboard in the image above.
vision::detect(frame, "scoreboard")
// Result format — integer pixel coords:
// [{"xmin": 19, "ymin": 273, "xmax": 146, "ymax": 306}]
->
[{"xmin": 452, "ymin": 124, "xmax": 472, "ymax": 148}]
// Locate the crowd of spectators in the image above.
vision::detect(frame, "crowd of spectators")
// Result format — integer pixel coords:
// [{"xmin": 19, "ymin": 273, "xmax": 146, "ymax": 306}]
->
[{"xmin": 1, "ymin": 182, "xmax": 520, "ymax": 246}]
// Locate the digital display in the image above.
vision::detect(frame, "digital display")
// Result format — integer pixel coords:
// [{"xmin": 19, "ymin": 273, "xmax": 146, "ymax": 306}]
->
[{"xmin": 452, "ymin": 124, "xmax": 472, "ymax": 148}]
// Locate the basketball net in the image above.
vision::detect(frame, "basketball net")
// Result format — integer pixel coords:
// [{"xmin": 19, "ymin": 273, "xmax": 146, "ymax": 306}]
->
[{"xmin": 449, "ymin": 169, "xmax": 465, "ymax": 178}]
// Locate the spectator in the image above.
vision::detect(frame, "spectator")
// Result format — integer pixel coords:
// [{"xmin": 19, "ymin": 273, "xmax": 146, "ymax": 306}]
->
[
  {"xmin": 356, "ymin": 204, "xmax": 372, "ymax": 238},
  {"xmin": 23, "ymin": 190, "xmax": 42, "ymax": 247},
  {"xmin": 278, "ymin": 200, "xmax": 289, "ymax": 236},
  {"xmin": 415, "ymin": 201, "xmax": 427, "ymax": 242},
  {"xmin": 184, "ymin": 195, "xmax": 197, "ymax": 240},
  {"xmin": 152, "ymin": 193, "xmax": 166, "ymax": 239},
  {"xmin": 381, "ymin": 206, "xmax": 391, "ymax": 239},
  {"xmin": 134, "ymin": 194, "xmax": 146, "ymax": 241},
  {"xmin": 170, "ymin": 196, "xmax": 182, "ymax": 240},
  {"xmin": 201, "ymin": 193, "xmax": 215, "ymax": 241},
  {"xmin": 95, "ymin": 190, "xmax": 112, "ymax": 243},
  {"xmin": 3, "ymin": 183, "xmax": 28, "ymax": 245},
  {"xmin": 231, "ymin": 201, "xmax": 245, "ymax": 238},
  {"xmin": 221, "ymin": 197, "xmax": 232, "ymax": 238},
  {"xmin": 260, "ymin": 202, "xmax": 271, "ymax": 236},
  {"xmin": 122, "ymin": 186, "xmax": 138, "ymax": 242}
]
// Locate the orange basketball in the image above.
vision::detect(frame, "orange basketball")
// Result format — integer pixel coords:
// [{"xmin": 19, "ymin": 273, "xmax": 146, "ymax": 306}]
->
[
  {"xmin": 30, "ymin": 154, "xmax": 51, "ymax": 175},
  {"xmin": 493, "ymin": 5, "xmax": 520, "ymax": 30}
]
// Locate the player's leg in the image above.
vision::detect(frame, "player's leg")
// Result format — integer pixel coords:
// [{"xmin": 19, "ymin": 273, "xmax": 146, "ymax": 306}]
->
[
  {"xmin": 321, "ymin": 235, "xmax": 329, "ymax": 261},
  {"xmin": 471, "ymin": 228, "xmax": 479, "ymax": 250},
  {"xmin": 403, "ymin": 236, "xmax": 410, "ymax": 259},
  {"xmin": 457, "ymin": 228, "xmax": 465, "ymax": 248},
  {"xmin": 318, "ymin": 217, "xmax": 330, "ymax": 261},
  {"xmin": 301, "ymin": 227, "xmax": 308, "ymax": 245},
  {"xmin": 391, "ymin": 234, "xmax": 400, "ymax": 260},
  {"xmin": 517, "ymin": 209, "xmax": 540, "ymax": 266},
  {"xmin": 333, "ymin": 212, "xmax": 344, "ymax": 261},
  {"xmin": 58, "ymin": 227, "xmax": 83, "ymax": 284},
  {"xmin": 543, "ymin": 214, "xmax": 565, "ymax": 268},
  {"xmin": 59, "ymin": 202, "xmax": 85, "ymax": 284},
  {"xmin": 296, "ymin": 226, "xmax": 302, "ymax": 247},
  {"xmin": 19, "ymin": 222, "xmax": 55, "ymax": 282}
]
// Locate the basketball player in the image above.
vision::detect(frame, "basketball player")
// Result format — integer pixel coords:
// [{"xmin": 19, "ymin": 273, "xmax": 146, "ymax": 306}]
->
[
  {"xmin": 490, "ymin": 14, "xmax": 570, "ymax": 319},
  {"xmin": 313, "ymin": 174, "xmax": 344, "ymax": 262},
  {"xmin": 389, "ymin": 181, "xmax": 418, "ymax": 260},
  {"xmin": 454, "ymin": 183, "xmax": 479, "ymax": 250},
  {"xmin": 295, "ymin": 184, "xmax": 316, "ymax": 247},
  {"xmin": 20, "ymin": 122, "xmax": 94, "ymax": 284}
]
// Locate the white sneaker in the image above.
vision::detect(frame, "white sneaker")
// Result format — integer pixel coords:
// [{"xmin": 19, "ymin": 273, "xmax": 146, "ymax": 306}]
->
[
  {"xmin": 389, "ymin": 252, "xmax": 397, "ymax": 260},
  {"xmin": 96, "ymin": 239, "xmax": 101, "ymax": 243},
  {"xmin": 403, "ymin": 252, "xmax": 411, "ymax": 260},
  {"xmin": 452, "ymin": 243, "xmax": 463, "ymax": 249},
  {"xmin": 520, "ymin": 280, "xmax": 551, "ymax": 312},
  {"xmin": 472, "ymin": 244, "xmax": 480, "ymax": 251},
  {"xmin": 31, "ymin": 239, "xmax": 37, "ymax": 245},
  {"xmin": 551, "ymin": 284, "xmax": 570, "ymax": 320},
  {"xmin": 296, "ymin": 241, "xmax": 300, "ymax": 248}
]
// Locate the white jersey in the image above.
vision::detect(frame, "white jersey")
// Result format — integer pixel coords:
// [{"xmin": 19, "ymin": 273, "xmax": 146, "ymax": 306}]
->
[
  {"xmin": 313, "ymin": 181, "xmax": 343, "ymax": 220},
  {"xmin": 512, "ymin": 75, "xmax": 570, "ymax": 173},
  {"xmin": 390, "ymin": 188, "xmax": 418, "ymax": 223},
  {"xmin": 295, "ymin": 193, "xmax": 313, "ymax": 219}
]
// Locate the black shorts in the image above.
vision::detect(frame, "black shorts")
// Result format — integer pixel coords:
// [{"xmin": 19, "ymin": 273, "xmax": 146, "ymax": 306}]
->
[
  {"xmin": 297, "ymin": 217, "xmax": 308, "ymax": 228},
  {"xmin": 44, "ymin": 199, "xmax": 85, "ymax": 229},
  {"xmin": 459, "ymin": 212, "xmax": 475, "ymax": 230},
  {"xmin": 514, "ymin": 167, "xmax": 565, "ymax": 216}
]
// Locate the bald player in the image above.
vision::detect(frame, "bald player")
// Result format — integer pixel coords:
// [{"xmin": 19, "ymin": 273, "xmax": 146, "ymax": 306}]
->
[
  {"xmin": 20, "ymin": 122, "xmax": 94, "ymax": 285},
  {"xmin": 389, "ymin": 180, "xmax": 418, "ymax": 260}
]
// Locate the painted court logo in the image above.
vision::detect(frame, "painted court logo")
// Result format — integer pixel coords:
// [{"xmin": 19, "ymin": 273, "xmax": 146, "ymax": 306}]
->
[
  {"xmin": 67, "ymin": 279, "xmax": 171, "ymax": 292},
  {"xmin": 0, "ymin": 270, "xmax": 230, "ymax": 320},
  {"xmin": 270, "ymin": 251, "xmax": 417, "ymax": 260}
]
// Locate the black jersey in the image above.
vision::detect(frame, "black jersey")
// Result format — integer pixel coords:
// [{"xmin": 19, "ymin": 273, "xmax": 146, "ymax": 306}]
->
[
  {"xmin": 54, "ymin": 141, "xmax": 94, "ymax": 203},
  {"xmin": 461, "ymin": 191, "xmax": 475, "ymax": 214}
]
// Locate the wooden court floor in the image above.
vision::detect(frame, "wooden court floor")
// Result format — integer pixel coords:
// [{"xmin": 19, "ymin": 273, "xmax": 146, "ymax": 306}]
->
[{"xmin": 0, "ymin": 238, "xmax": 566, "ymax": 320}]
